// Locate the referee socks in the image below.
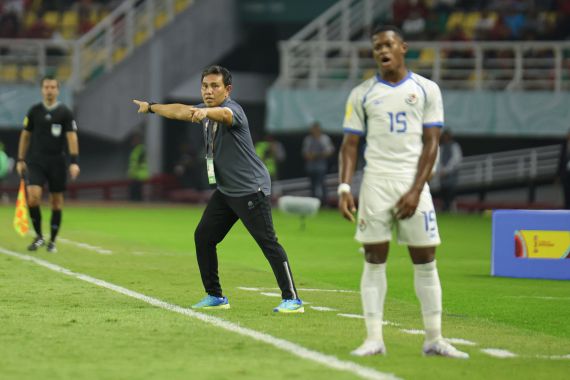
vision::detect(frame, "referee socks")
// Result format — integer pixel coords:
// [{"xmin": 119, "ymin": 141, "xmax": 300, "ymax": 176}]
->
[
  {"xmin": 50, "ymin": 210, "xmax": 62, "ymax": 243},
  {"xmin": 29, "ymin": 206, "xmax": 43, "ymax": 238}
]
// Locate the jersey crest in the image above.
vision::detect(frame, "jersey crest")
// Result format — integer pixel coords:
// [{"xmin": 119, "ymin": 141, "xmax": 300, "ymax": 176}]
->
[{"xmin": 51, "ymin": 124, "xmax": 62, "ymax": 137}]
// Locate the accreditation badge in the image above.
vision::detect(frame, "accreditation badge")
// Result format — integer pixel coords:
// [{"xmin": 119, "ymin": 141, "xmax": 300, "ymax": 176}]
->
[
  {"xmin": 206, "ymin": 157, "xmax": 216, "ymax": 184},
  {"xmin": 51, "ymin": 123, "xmax": 62, "ymax": 137}
]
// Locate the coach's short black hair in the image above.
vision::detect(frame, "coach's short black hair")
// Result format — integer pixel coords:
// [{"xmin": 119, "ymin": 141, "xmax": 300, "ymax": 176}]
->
[
  {"xmin": 40, "ymin": 75, "xmax": 59, "ymax": 87},
  {"xmin": 201, "ymin": 65, "xmax": 232, "ymax": 87},
  {"xmin": 370, "ymin": 25, "xmax": 405, "ymax": 41}
]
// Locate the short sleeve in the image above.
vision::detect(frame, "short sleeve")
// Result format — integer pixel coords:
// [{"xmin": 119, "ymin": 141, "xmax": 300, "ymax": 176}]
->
[
  {"xmin": 423, "ymin": 82, "xmax": 444, "ymax": 128},
  {"xmin": 342, "ymin": 87, "xmax": 366, "ymax": 136},
  {"xmin": 64, "ymin": 108, "xmax": 77, "ymax": 132},
  {"xmin": 23, "ymin": 110, "xmax": 33, "ymax": 131},
  {"xmin": 224, "ymin": 101, "xmax": 245, "ymax": 128}
]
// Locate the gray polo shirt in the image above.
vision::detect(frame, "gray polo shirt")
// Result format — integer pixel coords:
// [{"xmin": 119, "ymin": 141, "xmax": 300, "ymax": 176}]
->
[{"xmin": 199, "ymin": 98, "xmax": 271, "ymax": 197}]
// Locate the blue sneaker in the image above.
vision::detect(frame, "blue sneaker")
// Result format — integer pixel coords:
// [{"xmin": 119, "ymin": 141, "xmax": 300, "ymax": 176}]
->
[
  {"xmin": 273, "ymin": 299, "xmax": 304, "ymax": 313},
  {"xmin": 191, "ymin": 295, "xmax": 230, "ymax": 310}
]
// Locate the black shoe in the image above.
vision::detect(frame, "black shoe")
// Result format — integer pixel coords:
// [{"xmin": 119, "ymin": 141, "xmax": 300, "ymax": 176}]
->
[
  {"xmin": 28, "ymin": 237, "xmax": 45, "ymax": 251},
  {"xmin": 47, "ymin": 241, "xmax": 57, "ymax": 253}
]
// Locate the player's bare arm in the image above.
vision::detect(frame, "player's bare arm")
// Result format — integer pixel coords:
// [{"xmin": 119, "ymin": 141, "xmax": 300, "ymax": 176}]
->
[
  {"xmin": 133, "ymin": 100, "xmax": 196, "ymax": 121},
  {"xmin": 16, "ymin": 129, "xmax": 31, "ymax": 176},
  {"xmin": 66, "ymin": 131, "xmax": 80, "ymax": 180},
  {"xmin": 396, "ymin": 127, "xmax": 441, "ymax": 219},
  {"xmin": 338, "ymin": 134, "xmax": 359, "ymax": 222}
]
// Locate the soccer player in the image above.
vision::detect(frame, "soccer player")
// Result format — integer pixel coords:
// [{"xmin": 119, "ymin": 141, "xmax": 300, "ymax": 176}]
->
[
  {"xmin": 338, "ymin": 26, "xmax": 468, "ymax": 358},
  {"xmin": 133, "ymin": 65, "xmax": 303, "ymax": 313},
  {"xmin": 16, "ymin": 76, "xmax": 80, "ymax": 253}
]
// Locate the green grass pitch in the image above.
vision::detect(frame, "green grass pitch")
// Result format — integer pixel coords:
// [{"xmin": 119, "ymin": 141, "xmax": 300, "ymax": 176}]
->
[{"xmin": 0, "ymin": 204, "xmax": 569, "ymax": 379}]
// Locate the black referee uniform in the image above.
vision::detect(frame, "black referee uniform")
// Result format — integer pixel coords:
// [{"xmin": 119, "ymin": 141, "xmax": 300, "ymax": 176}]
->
[
  {"xmin": 24, "ymin": 103, "xmax": 76, "ymax": 192},
  {"xmin": 22, "ymin": 101, "xmax": 77, "ymax": 251}
]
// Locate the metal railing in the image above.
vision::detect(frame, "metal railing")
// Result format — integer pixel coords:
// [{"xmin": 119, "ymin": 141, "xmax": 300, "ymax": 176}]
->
[
  {"xmin": 430, "ymin": 144, "xmax": 561, "ymax": 191},
  {"xmin": 274, "ymin": 144, "xmax": 561, "ymax": 200},
  {"xmin": 0, "ymin": 0, "xmax": 192, "ymax": 90},
  {"xmin": 277, "ymin": 40, "xmax": 570, "ymax": 91}
]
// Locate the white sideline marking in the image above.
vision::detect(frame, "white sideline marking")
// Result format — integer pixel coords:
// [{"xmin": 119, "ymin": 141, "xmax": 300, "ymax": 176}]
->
[
  {"xmin": 481, "ymin": 349, "xmax": 518, "ymax": 358},
  {"xmin": 447, "ymin": 338, "xmax": 477, "ymax": 346},
  {"xmin": 338, "ymin": 313, "xmax": 365, "ymax": 319},
  {"xmin": 536, "ymin": 354, "xmax": 570, "ymax": 360},
  {"xmin": 260, "ymin": 292, "xmax": 281, "ymax": 298},
  {"xmin": 401, "ymin": 329, "xmax": 425, "ymax": 335},
  {"xmin": 505, "ymin": 296, "xmax": 570, "ymax": 301},
  {"xmin": 310, "ymin": 306, "xmax": 338, "ymax": 312},
  {"xmin": 58, "ymin": 238, "xmax": 112, "ymax": 255},
  {"xmin": 0, "ymin": 247, "xmax": 399, "ymax": 380},
  {"xmin": 238, "ymin": 286, "xmax": 358, "ymax": 294}
]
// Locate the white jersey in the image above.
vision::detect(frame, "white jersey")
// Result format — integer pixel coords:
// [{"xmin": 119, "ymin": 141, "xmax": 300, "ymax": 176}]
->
[{"xmin": 343, "ymin": 71, "xmax": 444, "ymax": 181}]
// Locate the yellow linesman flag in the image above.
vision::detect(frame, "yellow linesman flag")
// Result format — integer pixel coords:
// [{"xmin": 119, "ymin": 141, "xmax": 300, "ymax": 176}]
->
[{"xmin": 13, "ymin": 179, "xmax": 30, "ymax": 237}]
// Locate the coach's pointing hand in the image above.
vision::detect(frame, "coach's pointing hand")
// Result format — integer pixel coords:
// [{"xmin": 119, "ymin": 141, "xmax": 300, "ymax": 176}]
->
[{"xmin": 133, "ymin": 100, "xmax": 149, "ymax": 113}]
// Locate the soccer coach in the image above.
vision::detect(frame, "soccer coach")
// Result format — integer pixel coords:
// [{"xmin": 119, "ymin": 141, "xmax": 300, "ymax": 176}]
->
[{"xmin": 133, "ymin": 65, "xmax": 303, "ymax": 313}]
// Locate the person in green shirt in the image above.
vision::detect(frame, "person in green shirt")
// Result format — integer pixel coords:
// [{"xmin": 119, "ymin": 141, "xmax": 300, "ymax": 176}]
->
[
  {"xmin": 255, "ymin": 135, "xmax": 286, "ymax": 181},
  {"xmin": 127, "ymin": 133, "xmax": 149, "ymax": 201}
]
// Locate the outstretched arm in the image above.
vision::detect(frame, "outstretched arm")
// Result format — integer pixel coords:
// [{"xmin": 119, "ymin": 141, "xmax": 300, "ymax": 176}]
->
[
  {"xmin": 338, "ymin": 134, "xmax": 360, "ymax": 222},
  {"xmin": 133, "ymin": 100, "xmax": 233, "ymax": 126},
  {"xmin": 395, "ymin": 127, "xmax": 441, "ymax": 219}
]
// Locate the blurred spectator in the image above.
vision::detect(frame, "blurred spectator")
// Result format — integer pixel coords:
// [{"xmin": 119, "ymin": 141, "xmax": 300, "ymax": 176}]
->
[
  {"xmin": 475, "ymin": 10, "xmax": 497, "ymax": 40},
  {"xmin": 24, "ymin": 12, "xmax": 52, "ymax": 38},
  {"xmin": 0, "ymin": 10, "xmax": 21, "ymax": 38},
  {"xmin": 255, "ymin": 135, "xmax": 286, "ymax": 182},
  {"xmin": 402, "ymin": 10, "xmax": 426, "ymax": 40},
  {"xmin": 392, "ymin": 0, "xmax": 412, "ymax": 27},
  {"xmin": 302, "ymin": 122, "xmax": 334, "ymax": 205},
  {"xmin": 127, "ymin": 132, "xmax": 149, "ymax": 201},
  {"xmin": 432, "ymin": 0, "xmax": 457, "ymax": 14},
  {"xmin": 437, "ymin": 130, "xmax": 462, "ymax": 212},
  {"xmin": 558, "ymin": 129, "xmax": 570, "ymax": 209},
  {"xmin": 504, "ymin": 9, "xmax": 526, "ymax": 39},
  {"xmin": 488, "ymin": 14, "xmax": 511, "ymax": 40}
]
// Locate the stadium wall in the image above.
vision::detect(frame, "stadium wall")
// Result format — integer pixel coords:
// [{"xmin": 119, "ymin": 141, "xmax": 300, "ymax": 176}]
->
[{"xmin": 266, "ymin": 89, "xmax": 570, "ymax": 137}]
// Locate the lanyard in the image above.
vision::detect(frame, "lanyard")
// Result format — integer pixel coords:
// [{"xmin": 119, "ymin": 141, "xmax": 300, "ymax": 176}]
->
[{"xmin": 203, "ymin": 119, "xmax": 218, "ymax": 159}]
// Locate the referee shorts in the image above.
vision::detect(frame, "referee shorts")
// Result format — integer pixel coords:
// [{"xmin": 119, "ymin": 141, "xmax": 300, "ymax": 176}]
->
[{"xmin": 27, "ymin": 156, "xmax": 67, "ymax": 193}]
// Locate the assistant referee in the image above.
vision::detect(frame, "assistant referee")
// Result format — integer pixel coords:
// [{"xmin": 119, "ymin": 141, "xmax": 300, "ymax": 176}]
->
[{"xmin": 16, "ymin": 76, "xmax": 80, "ymax": 253}]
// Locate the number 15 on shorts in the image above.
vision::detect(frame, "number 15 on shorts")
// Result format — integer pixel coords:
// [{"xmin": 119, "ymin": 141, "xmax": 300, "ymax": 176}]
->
[{"xmin": 421, "ymin": 210, "xmax": 437, "ymax": 232}]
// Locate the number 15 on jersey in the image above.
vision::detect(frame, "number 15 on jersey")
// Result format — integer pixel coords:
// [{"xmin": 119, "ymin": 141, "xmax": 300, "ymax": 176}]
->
[{"xmin": 388, "ymin": 112, "xmax": 407, "ymax": 133}]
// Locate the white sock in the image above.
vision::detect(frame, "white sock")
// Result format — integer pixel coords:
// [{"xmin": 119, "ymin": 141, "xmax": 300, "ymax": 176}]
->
[
  {"xmin": 360, "ymin": 261, "xmax": 387, "ymax": 343},
  {"xmin": 414, "ymin": 260, "xmax": 442, "ymax": 343}
]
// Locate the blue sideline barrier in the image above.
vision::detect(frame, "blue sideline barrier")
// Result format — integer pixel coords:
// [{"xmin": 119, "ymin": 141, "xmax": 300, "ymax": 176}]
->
[{"xmin": 492, "ymin": 210, "xmax": 570, "ymax": 280}]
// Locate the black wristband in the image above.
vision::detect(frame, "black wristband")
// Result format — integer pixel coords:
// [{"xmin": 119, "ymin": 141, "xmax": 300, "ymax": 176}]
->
[
  {"xmin": 148, "ymin": 102, "xmax": 157, "ymax": 114},
  {"xmin": 17, "ymin": 158, "xmax": 25, "ymax": 162},
  {"xmin": 70, "ymin": 155, "xmax": 79, "ymax": 165}
]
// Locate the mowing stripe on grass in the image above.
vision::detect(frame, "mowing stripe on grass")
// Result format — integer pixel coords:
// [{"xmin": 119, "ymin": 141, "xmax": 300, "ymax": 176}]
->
[{"xmin": 0, "ymin": 247, "xmax": 400, "ymax": 380}]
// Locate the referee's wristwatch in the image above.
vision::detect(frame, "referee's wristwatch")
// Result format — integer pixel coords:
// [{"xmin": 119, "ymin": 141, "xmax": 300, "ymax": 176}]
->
[{"xmin": 148, "ymin": 102, "xmax": 157, "ymax": 114}]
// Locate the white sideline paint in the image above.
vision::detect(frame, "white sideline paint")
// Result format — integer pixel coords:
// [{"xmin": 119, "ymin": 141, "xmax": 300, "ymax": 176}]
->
[
  {"xmin": 238, "ymin": 286, "xmax": 358, "ymax": 294},
  {"xmin": 401, "ymin": 329, "xmax": 425, "ymax": 335},
  {"xmin": 446, "ymin": 338, "xmax": 477, "ymax": 346},
  {"xmin": 481, "ymin": 349, "xmax": 518, "ymax": 358},
  {"xmin": 310, "ymin": 306, "xmax": 338, "ymax": 312},
  {"xmin": 536, "ymin": 354, "xmax": 570, "ymax": 360},
  {"xmin": 338, "ymin": 313, "xmax": 365, "ymax": 319},
  {"xmin": 0, "ymin": 247, "xmax": 399, "ymax": 380},
  {"xmin": 58, "ymin": 238, "xmax": 112, "ymax": 255},
  {"xmin": 505, "ymin": 296, "xmax": 570, "ymax": 301},
  {"xmin": 260, "ymin": 292, "xmax": 281, "ymax": 298}
]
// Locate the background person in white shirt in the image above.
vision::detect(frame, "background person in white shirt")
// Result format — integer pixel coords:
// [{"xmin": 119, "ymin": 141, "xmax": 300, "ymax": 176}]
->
[{"xmin": 338, "ymin": 25, "xmax": 468, "ymax": 359}]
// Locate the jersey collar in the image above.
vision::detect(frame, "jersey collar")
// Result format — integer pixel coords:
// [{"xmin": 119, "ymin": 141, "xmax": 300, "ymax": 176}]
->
[
  {"xmin": 376, "ymin": 71, "xmax": 412, "ymax": 88},
  {"xmin": 42, "ymin": 101, "xmax": 60, "ymax": 111}
]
